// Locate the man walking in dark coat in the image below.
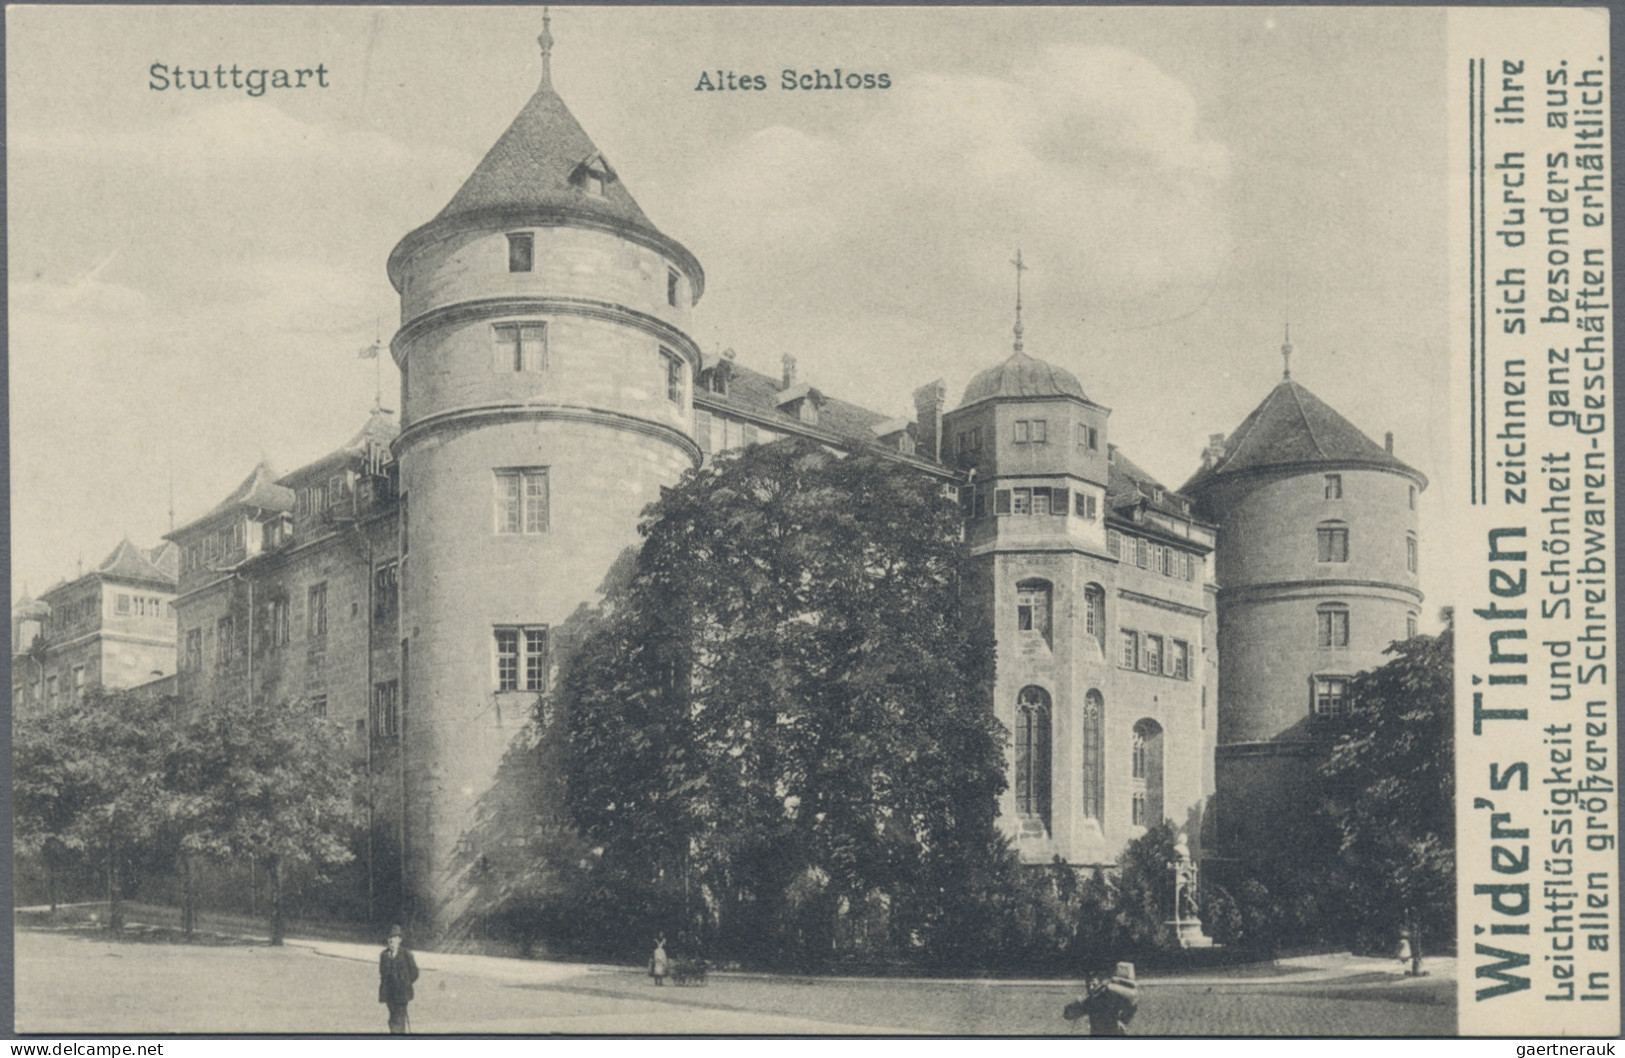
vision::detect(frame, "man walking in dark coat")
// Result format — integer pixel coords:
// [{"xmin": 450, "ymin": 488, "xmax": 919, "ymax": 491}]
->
[{"xmin": 378, "ymin": 924, "xmax": 419, "ymax": 1034}]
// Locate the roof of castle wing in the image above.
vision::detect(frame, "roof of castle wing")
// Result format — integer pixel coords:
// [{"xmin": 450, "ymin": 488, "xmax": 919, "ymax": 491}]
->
[
  {"xmin": 1183, "ymin": 378, "xmax": 1423, "ymax": 492},
  {"xmin": 166, "ymin": 462, "xmax": 295, "ymax": 541},
  {"xmin": 95, "ymin": 538, "xmax": 178, "ymax": 587},
  {"xmin": 435, "ymin": 81, "xmax": 658, "ymax": 234}
]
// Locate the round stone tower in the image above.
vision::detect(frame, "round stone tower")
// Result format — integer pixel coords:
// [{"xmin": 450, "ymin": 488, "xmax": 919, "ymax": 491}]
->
[
  {"xmin": 386, "ymin": 27, "xmax": 703, "ymax": 933},
  {"xmin": 1183, "ymin": 345, "xmax": 1425, "ymax": 859}
]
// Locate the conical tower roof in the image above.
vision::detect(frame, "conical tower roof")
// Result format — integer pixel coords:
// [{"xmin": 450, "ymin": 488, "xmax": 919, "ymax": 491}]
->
[
  {"xmin": 389, "ymin": 35, "xmax": 702, "ymax": 298},
  {"xmin": 1183, "ymin": 378, "xmax": 1424, "ymax": 493},
  {"xmin": 436, "ymin": 82, "xmax": 657, "ymax": 235}
]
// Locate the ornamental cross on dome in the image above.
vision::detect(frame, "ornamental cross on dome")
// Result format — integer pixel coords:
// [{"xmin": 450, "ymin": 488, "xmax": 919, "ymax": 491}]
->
[{"xmin": 1011, "ymin": 249, "xmax": 1028, "ymax": 354}]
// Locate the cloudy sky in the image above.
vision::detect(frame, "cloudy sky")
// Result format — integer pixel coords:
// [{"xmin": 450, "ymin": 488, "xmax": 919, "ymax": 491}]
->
[{"xmin": 8, "ymin": 6, "xmax": 1450, "ymax": 605}]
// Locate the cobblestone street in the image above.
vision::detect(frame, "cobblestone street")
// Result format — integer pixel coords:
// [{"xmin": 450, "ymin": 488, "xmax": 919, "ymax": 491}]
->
[{"xmin": 16, "ymin": 926, "xmax": 1454, "ymax": 1036}]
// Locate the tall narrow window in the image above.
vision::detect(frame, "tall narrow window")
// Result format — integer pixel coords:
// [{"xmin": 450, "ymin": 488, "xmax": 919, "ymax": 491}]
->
[
  {"xmin": 400, "ymin": 493, "xmax": 409, "ymax": 556},
  {"xmin": 1015, "ymin": 686, "xmax": 1052, "ymax": 826},
  {"xmin": 1121, "ymin": 629, "xmax": 1139, "ymax": 669},
  {"xmin": 1171, "ymin": 639, "xmax": 1190, "ymax": 679},
  {"xmin": 1012, "ymin": 488, "xmax": 1032, "ymax": 515},
  {"xmin": 1317, "ymin": 522, "xmax": 1350, "ymax": 562},
  {"xmin": 1131, "ymin": 720, "xmax": 1164, "ymax": 827},
  {"xmin": 1409, "ymin": 485, "xmax": 1417, "ymax": 510},
  {"xmin": 307, "ymin": 583, "xmax": 328, "ymax": 639},
  {"xmin": 1324, "ymin": 473, "xmax": 1343, "ymax": 499},
  {"xmin": 1406, "ymin": 533, "xmax": 1418, "ymax": 573},
  {"xmin": 1081, "ymin": 690, "xmax": 1104, "ymax": 821},
  {"xmin": 494, "ymin": 468, "xmax": 550, "ymax": 534},
  {"xmin": 1137, "ymin": 538, "xmax": 1149, "ymax": 569},
  {"xmin": 310, "ymin": 694, "xmax": 328, "ymax": 719},
  {"xmin": 1108, "ymin": 529, "xmax": 1122, "ymax": 557},
  {"xmin": 116, "ymin": 594, "xmax": 131, "ymax": 615},
  {"xmin": 524, "ymin": 628, "xmax": 549, "ymax": 691},
  {"xmin": 667, "ymin": 268, "xmax": 680, "ymax": 307},
  {"xmin": 1317, "ymin": 604, "xmax": 1350, "ymax": 648},
  {"xmin": 493, "ymin": 322, "xmax": 547, "ymax": 372},
  {"xmin": 374, "ymin": 680, "xmax": 400, "ymax": 737},
  {"xmin": 1014, "ymin": 420, "xmax": 1031, "ymax": 443},
  {"xmin": 1031, "ymin": 488, "xmax": 1051, "ymax": 516},
  {"xmin": 1015, "ymin": 579, "xmax": 1053, "ymax": 647},
  {"xmin": 1083, "ymin": 584, "xmax": 1106, "ymax": 650},
  {"xmin": 1407, "ymin": 612, "xmax": 1419, "ymax": 638},
  {"xmin": 662, "ymin": 348, "xmax": 685, "ymax": 404},
  {"xmin": 1031, "ymin": 419, "xmax": 1047, "ymax": 443},
  {"xmin": 495, "ymin": 629, "xmax": 520, "ymax": 691},
  {"xmin": 507, "ymin": 232, "xmax": 534, "ymax": 272}
]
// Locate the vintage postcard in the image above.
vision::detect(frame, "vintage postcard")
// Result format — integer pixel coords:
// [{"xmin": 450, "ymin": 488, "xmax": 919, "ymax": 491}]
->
[{"xmin": 7, "ymin": 5, "xmax": 1616, "ymax": 1039}]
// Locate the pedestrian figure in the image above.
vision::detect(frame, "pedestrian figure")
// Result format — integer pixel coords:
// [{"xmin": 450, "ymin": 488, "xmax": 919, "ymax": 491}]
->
[
  {"xmin": 1396, "ymin": 931, "xmax": 1413, "ymax": 971},
  {"xmin": 650, "ymin": 934, "xmax": 669, "ymax": 986},
  {"xmin": 1063, "ymin": 962, "xmax": 1139, "ymax": 1036},
  {"xmin": 378, "ymin": 924, "xmax": 420, "ymax": 1034}
]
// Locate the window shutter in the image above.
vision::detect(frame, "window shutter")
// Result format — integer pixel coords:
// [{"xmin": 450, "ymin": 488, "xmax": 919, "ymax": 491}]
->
[
  {"xmin": 995, "ymin": 490, "xmax": 1012, "ymax": 515},
  {"xmin": 1052, "ymin": 487, "xmax": 1069, "ymax": 515}
]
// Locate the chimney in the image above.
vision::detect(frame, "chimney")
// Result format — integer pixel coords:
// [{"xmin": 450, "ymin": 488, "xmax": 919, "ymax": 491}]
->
[
  {"xmin": 781, "ymin": 354, "xmax": 797, "ymax": 389},
  {"xmin": 1202, "ymin": 432, "xmax": 1227, "ymax": 469},
  {"xmin": 912, "ymin": 379, "xmax": 947, "ymax": 462},
  {"xmin": 1385, "ymin": 431, "xmax": 1394, "ymax": 454}
]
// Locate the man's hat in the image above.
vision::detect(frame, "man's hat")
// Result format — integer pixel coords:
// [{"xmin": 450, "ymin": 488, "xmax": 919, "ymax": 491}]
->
[
  {"xmin": 389, "ymin": 924, "xmax": 404, "ymax": 939},
  {"xmin": 1114, "ymin": 961, "xmax": 1136, "ymax": 981}
]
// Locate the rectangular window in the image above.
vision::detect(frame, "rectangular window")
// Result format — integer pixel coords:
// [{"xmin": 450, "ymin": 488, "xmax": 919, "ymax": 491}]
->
[
  {"xmin": 1407, "ymin": 535, "xmax": 1418, "ymax": 573},
  {"xmin": 1144, "ymin": 634, "xmax": 1163, "ymax": 674},
  {"xmin": 1317, "ymin": 526, "xmax": 1349, "ymax": 563},
  {"xmin": 667, "ymin": 268, "xmax": 680, "ymax": 307},
  {"xmin": 495, "ymin": 628, "xmax": 519, "ymax": 690},
  {"xmin": 1324, "ymin": 473, "xmax": 1343, "ymax": 499},
  {"xmin": 1407, "ymin": 613, "xmax": 1419, "ymax": 638},
  {"xmin": 525, "ymin": 628, "xmax": 549, "ymax": 691},
  {"xmin": 1314, "ymin": 676, "xmax": 1350, "ymax": 718},
  {"xmin": 1186, "ymin": 552, "xmax": 1197, "ymax": 581},
  {"xmin": 1031, "ymin": 419, "xmax": 1047, "ymax": 443},
  {"xmin": 216, "ymin": 616, "xmax": 235, "ymax": 670},
  {"xmin": 507, "ymin": 232, "xmax": 534, "ymax": 273},
  {"xmin": 1121, "ymin": 630, "xmax": 1139, "ymax": 669},
  {"xmin": 1318, "ymin": 608, "xmax": 1350, "ymax": 648},
  {"xmin": 695, "ymin": 410, "xmax": 712, "ymax": 455},
  {"xmin": 374, "ymin": 681, "xmax": 400, "ymax": 737},
  {"xmin": 1137, "ymin": 538, "xmax": 1149, "ymax": 569},
  {"xmin": 72, "ymin": 666, "xmax": 85, "ymax": 696},
  {"xmin": 1172, "ymin": 640, "xmax": 1190, "ymax": 680},
  {"xmin": 1051, "ymin": 487, "xmax": 1068, "ymax": 515},
  {"xmin": 185, "ymin": 628, "xmax": 202, "ymax": 671},
  {"xmin": 1409, "ymin": 485, "xmax": 1417, "ymax": 510},
  {"xmin": 308, "ymin": 583, "xmax": 328, "ymax": 639},
  {"xmin": 116, "ymin": 594, "xmax": 131, "ymax": 615},
  {"xmin": 310, "ymin": 694, "xmax": 328, "ymax": 719},
  {"xmin": 1014, "ymin": 420, "xmax": 1030, "ymax": 443},
  {"xmin": 1031, "ymin": 488, "xmax": 1050, "ymax": 516},
  {"xmin": 1108, "ymin": 529, "xmax": 1121, "ymax": 557},
  {"xmin": 1012, "ymin": 488, "xmax": 1032, "ymax": 515},
  {"xmin": 267, "ymin": 597, "xmax": 290, "ymax": 647},
  {"xmin": 494, "ymin": 468, "xmax": 550, "ymax": 534},
  {"xmin": 493, "ymin": 322, "xmax": 547, "ymax": 372},
  {"xmin": 373, "ymin": 563, "xmax": 399, "ymax": 619},
  {"xmin": 1078, "ymin": 423, "xmax": 1098, "ymax": 450},
  {"xmin": 994, "ymin": 489, "xmax": 1012, "ymax": 515},
  {"xmin": 662, "ymin": 348, "xmax": 685, "ymax": 404},
  {"xmin": 400, "ymin": 493, "xmax": 409, "ymax": 556}
]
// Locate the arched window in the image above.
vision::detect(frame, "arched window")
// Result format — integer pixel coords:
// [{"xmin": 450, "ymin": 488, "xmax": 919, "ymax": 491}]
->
[
  {"xmin": 1131, "ymin": 719, "xmax": 1164, "ymax": 827},
  {"xmin": 1083, "ymin": 584, "xmax": 1106, "ymax": 651},
  {"xmin": 1317, "ymin": 520, "xmax": 1349, "ymax": 563},
  {"xmin": 1016, "ymin": 579, "xmax": 1053, "ymax": 647},
  {"xmin": 1081, "ymin": 691, "xmax": 1104, "ymax": 821},
  {"xmin": 1015, "ymin": 686, "xmax": 1052, "ymax": 826},
  {"xmin": 1406, "ymin": 532, "xmax": 1418, "ymax": 573},
  {"xmin": 1317, "ymin": 603, "xmax": 1350, "ymax": 648}
]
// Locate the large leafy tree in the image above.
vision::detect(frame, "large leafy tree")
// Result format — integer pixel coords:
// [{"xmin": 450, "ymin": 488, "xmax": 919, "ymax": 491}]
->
[
  {"xmin": 564, "ymin": 438, "xmax": 1004, "ymax": 964},
  {"xmin": 1320, "ymin": 627, "xmax": 1454, "ymax": 967},
  {"xmin": 14, "ymin": 689, "xmax": 179, "ymax": 925},
  {"xmin": 170, "ymin": 697, "xmax": 361, "ymax": 944}
]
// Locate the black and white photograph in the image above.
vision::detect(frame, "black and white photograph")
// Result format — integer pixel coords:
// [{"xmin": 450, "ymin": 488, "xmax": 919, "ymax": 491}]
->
[{"xmin": 6, "ymin": 4, "xmax": 1614, "ymax": 1038}]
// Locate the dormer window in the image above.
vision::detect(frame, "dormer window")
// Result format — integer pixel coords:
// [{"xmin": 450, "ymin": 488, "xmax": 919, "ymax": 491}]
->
[
  {"xmin": 572, "ymin": 154, "xmax": 613, "ymax": 197},
  {"xmin": 507, "ymin": 232, "xmax": 534, "ymax": 273}
]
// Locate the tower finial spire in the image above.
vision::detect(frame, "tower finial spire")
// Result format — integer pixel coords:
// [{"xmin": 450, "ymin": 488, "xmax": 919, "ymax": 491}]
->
[
  {"xmin": 1281, "ymin": 267, "xmax": 1292, "ymax": 379},
  {"xmin": 538, "ymin": 7, "xmax": 555, "ymax": 86},
  {"xmin": 1010, "ymin": 249, "xmax": 1028, "ymax": 355}
]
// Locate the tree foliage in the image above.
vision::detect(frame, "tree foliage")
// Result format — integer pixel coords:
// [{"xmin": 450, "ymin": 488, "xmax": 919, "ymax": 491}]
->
[
  {"xmin": 563, "ymin": 438, "xmax": 1005, "ymax": 965},
  {"xmin": 1321, "ymin": 627, "xmax": 1454, "ymax": 961},
  {"xmin": 170, "ymin": 697, "xmax": 362, "ymax": 943}
]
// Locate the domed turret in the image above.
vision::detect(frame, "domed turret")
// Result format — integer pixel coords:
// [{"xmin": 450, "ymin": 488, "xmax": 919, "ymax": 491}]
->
[{"xmin": 959, "ymin": 350, "xmax": 1090, "ymax": 407}]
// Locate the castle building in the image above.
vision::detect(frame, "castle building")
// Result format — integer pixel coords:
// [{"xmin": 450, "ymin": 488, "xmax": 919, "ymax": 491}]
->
[
  {"xmin": 11, "ymin": 540, "xmax": 179, "ymax": 716},
  {"xmin": 150, "ymin": 28, "xmax": 1418, "ymax": 935},
  {"xmin": 1183, "ymin": 340, "xmax": 1425, "ymax": 856}
]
